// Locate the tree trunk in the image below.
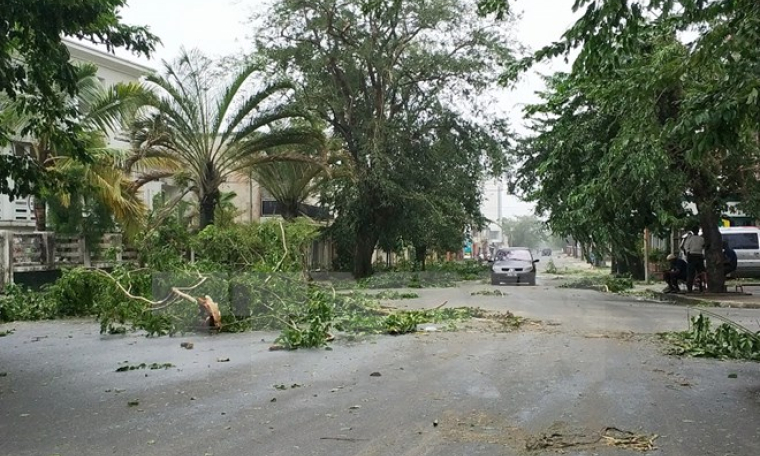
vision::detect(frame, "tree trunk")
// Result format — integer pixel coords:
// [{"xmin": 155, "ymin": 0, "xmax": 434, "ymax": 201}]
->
[
  {"xmin": 697, "ymin": 203, "xmax": 724, "ymax": 292},
  {"xmin": 33, "ymin": 197, "xmax": 47, "ymax": 231},
  {"xmin": 612, "ymin": 250, "xmax": 644, "ymax": 280},
  {"xmin": 281, "ymin": 201, "xmax": 299, "ymax": 221},
  {"xmin": 353, "ymin": 228, "xmax": 378, "ymax": 279},
  {"xmin": 414, "ymin": 244, "xmax": 427, "ymax": 271},
  {"xmin": 199, "ymin": 190, "xmax": 220, "ymax": 230}
]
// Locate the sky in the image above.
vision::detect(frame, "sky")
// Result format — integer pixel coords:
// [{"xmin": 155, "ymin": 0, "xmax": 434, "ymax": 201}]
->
[{"xmin": 113, "ymin": 0, "xmax": 580, "ymax": 220}]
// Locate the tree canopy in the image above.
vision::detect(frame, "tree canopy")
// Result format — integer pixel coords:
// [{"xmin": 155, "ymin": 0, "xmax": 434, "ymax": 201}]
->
[
  {"xmin": 258, "ymin": 0, "xmax": 514, "ymax": 277},
  {"xmin": 127, "ymin": 50, "xmax": 325, "ymax": 229},
  {"xmin": 505, "ymin": 0, "xmax": 760, "ymax": 289},
  {"xmin": 0, "ymin": 0, "xmax": 158, "ymax": 198}
]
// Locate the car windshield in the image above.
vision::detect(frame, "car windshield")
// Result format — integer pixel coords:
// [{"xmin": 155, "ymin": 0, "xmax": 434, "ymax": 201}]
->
[{"xmin": 496, "ymin": 249, "xmax": 532, "ymax": 262}]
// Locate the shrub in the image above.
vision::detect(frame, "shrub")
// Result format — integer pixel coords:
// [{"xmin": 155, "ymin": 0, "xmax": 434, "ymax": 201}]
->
[{"xmin": 0, "ymin": 284, "xmax": 58, "ymax": 322}]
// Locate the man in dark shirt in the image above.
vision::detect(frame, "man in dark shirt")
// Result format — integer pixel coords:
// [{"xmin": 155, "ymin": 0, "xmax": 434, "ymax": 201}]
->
[
  {"xmin": 663, "ymin": 253, "xmax": 688, "ymax": 293},
  {"xmin": 723, "ymin": 241, "xmax": 738, "ymax": 276}
]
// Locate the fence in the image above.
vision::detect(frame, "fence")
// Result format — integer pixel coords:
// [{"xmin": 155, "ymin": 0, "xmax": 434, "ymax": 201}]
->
[{"xmin": 0, "ymin": 231, "xmax": 136, "ymax": 288}]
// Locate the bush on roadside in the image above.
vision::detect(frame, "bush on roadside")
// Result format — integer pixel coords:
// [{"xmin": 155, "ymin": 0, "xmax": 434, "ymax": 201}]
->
[{"xmin": 0, "ymin": 284, "xmax": 58, "ymax": 322}]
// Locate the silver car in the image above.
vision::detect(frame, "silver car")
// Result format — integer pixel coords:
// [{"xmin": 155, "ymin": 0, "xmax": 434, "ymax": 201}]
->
[{"xmin": 491, "ymin": 248, "xmax": 539, "ymax": 286}]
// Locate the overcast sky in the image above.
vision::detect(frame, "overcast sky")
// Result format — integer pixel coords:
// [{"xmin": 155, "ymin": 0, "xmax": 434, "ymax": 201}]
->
[{"xmin": 114, "ymin": 0, "xmax": 579, "ymax": 218}]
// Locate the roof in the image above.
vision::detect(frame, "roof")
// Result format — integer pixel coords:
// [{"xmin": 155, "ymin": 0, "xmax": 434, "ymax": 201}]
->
[{"xmin": 62, "ymin": 38, "xmax": 155, "ymax": 77}]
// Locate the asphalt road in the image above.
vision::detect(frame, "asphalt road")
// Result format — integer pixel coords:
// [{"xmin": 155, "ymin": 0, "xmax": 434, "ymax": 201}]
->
[{"xmin": 1, "ymin": 255, "xmax": 759, "ymax": 456}]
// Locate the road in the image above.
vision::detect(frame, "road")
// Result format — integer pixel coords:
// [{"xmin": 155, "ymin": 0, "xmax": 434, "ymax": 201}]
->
[{"xmin": 1, "ymin": 255, "xmax": 759, "ymax": 456}]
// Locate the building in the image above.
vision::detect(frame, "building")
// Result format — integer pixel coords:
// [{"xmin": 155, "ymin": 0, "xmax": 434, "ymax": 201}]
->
[
  {"xmin": 1, "ymin": 39, "xmax": 317, "ymax": 230},
  {"xmin": 0, "ymin": 39, "xmax": 158, "ymax": 230}
]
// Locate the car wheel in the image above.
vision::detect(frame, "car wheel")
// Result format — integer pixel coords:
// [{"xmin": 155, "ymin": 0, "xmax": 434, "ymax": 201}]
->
[
  {"xmin": 491, "ymin": 275, "xmax": 500, "ymax": 286},
  {"xmin": 528, "ymin": 275, "xmax": 536, "ymax": 286}
]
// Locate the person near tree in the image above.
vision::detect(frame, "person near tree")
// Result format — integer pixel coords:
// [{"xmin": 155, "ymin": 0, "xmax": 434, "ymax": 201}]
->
[
  {"xmin": 683, "ymin": 226, "xmax": 706, "ymax": 292},
  {"xmin": 723, "ymin": 240, "xmax": 738, "ymax": 277},
  {"xmin": 663, "ymin": 253, "xmax": 688, "ymax": 293}
]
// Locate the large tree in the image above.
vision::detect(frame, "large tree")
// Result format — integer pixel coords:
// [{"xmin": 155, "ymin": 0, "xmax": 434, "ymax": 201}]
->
[
  {"xmin": 493, "ymin": 0, "xmax": 760, "ymax": 290},
  {"xmin": 258, "ymin": 0, "xmax": 513, "ymax": 277},
  {"xmin": 128, "ymin": 50, "xmax": 326, "ymax": 229},
  {"xmin": 377, "ymin": 108, "xmax": 508, "ymax": 268},
  {"xmin": 0, "ymin": 0, "xmax": 158, "ymax": 198}
]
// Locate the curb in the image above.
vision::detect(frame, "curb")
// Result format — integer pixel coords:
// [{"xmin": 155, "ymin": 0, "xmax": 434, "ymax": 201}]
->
[{"xmin": 651, "ymin": 291, "xmax": 760, "ymax": 309}]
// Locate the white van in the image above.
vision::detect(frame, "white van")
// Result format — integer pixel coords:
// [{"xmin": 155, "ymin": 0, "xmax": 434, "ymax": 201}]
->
[{"xmin": 720, "ymin": 226, "xmax": 760, "ymax": 277}]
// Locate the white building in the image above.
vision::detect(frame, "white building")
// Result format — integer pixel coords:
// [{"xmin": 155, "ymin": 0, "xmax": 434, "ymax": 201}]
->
[
  {"xmin": 0, "ymin": 39, "xmax": 291, "ymax": 230},
  {"xmin": 0, "ymin": 40, "xmax": 157, "ymax": 230}
]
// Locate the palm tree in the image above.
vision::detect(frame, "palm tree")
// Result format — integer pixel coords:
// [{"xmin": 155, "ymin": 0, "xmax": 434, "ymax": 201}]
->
[
  {"xmin": 128, "ymin": 49, "xmax": 325, "ymax": 229},
  {"xmin": 251, "ymin": 133, "xmax": 355, "ymax": 220},
  {"xmin": 252, "ymin": 157, "xmax": 325, "ymax": 221},
  {"xmin": 0, "ymin": 63, "xmax": 147, "ymax": 233}
]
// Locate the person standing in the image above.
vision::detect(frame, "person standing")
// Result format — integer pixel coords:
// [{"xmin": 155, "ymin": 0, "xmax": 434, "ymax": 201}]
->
[{"xmin": 683, "ymin": 227, "xmax": 706, "ymax": 292}]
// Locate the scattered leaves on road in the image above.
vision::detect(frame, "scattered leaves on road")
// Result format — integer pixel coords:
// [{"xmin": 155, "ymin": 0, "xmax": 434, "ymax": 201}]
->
[
  {"xmin": 470, "ymin": 289, "xmax": 505, "ymax": 296},
  {"xmin": 274, "ymin": 383, "xmax": 302, "ymax": 390},
  {"xmin": 116, "ymin": 362, "xmax": 175, "ymax": 372}
]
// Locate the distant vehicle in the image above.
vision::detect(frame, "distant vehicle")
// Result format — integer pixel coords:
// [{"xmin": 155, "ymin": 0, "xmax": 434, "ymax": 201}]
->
[
  {"xmin": 541, "ymin": 248, "xmax": 552, "ymax": 256},
  {"xmin": 491, "ymin": 248, "xmax": 539, "ymax": 286},
  {"xmin": 720, "ymin": 226, "xmax": 760, "ymax": 277}
]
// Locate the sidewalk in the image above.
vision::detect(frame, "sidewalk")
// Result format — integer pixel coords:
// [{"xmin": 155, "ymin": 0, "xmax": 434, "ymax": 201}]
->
[{"xmin": 635, "ymin": 283, "xmax": 760, "ymax": 309}]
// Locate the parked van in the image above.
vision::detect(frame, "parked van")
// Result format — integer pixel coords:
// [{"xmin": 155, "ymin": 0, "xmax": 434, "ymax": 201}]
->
[{"xmin": 720, "ymin": 226, "xmax": 760, "ymax": 277}]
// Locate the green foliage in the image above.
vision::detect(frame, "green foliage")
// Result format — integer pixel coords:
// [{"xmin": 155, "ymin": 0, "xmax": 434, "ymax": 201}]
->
[
  {"xmin": 259, "ymin": 0, "xmax": 513, "ymax": 277},
  {"xmin": 0, "ymin": 0, "xmax": 158, "ymax": 197},
  {"xmin": 512, "ymin": 1, "xmax": 760, "ymax": 291},
  {"xmin": 274, "ymin": 289, "xmax": 334, "ymax": 349},
  {"xmin": 0, "ymin": 284, "xmax": 58, "ymax": 322},
  {"xmin": 47, "ymin": 169, "xmax": 116, "ymax": 251},
  {"xmin": 127, "ymin": 49, "xmax": 324, "ymax": 229},
  {"xmin": 134, "ymin": 195, "xmax": 194, "ymax": 270},
  {"xmin": 343, "ymin": 291, "xmax": 419, "ymax": 300},
  {"xmin": 664, "ymin": 314, "xmax": 760, "ymax": 361},
  {"xmin": 192, "ymin": 220, "xmax": 319, "ymax": 273},
  {"xmin": 115, "ymin": 362, "xmax": 175, "ymax": 372},
  {"xmin": 559, "ymin": 275, "xmax": 634, "ymax": 293},
  {"xmin": 384, "ymin": 308, "xmax": 478, "ymax": 335},
  {"xmin": 47, "ymin": 267, "xmax": 111, "ymax": 317}
]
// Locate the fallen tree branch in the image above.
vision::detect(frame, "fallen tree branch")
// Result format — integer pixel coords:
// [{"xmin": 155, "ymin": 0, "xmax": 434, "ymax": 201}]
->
[{"xmin": 96, "ymin": 269, "xmax": 220, "ymax": 329}]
